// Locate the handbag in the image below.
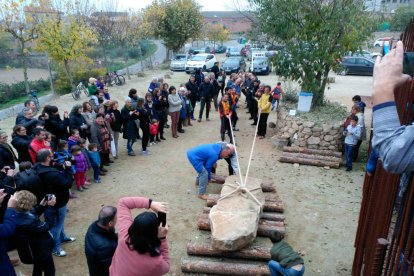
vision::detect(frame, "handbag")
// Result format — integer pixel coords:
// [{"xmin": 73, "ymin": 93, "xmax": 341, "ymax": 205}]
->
[{"xmin": 110, "ymin": 140, "xmax": 117, "ymax": 157}]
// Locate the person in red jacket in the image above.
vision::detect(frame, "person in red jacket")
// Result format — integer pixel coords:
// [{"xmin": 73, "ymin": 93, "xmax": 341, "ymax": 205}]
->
[
  {"xmin": 29, "ymin": 128, "xmax": 51, "ymax": 163},
  {"xmin": 218, "ymin": 94, "xmax": 233, "ymax": 144},
  {"xmin": 109, "ymin": 197, "xmax": 169, "ymax": 276}
]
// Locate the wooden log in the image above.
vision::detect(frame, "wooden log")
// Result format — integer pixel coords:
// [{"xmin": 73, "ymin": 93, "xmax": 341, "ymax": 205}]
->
[
  {"xmin": 202, "ymin": 207, "xmax": 285, "ymax": 222},
  {"xmin": 283, "ymin": 146, "xmax": 342, "ymax": 158},
  {"xmin": 261, "ymin": 181, "xmax": 276, "ymax": 193},
  {"xmin": 206, "ymin": 194, "xmax": 284, "ymax": 213},
  {"xmin": 197, "ymin": 214, "xmax": 285, "ymax": 236},
  {"xmin": 181, "ymin": 259, "xmax": 271, "ymax": 275},
  {"xmin": 281, "ymin": 151, "xmax": 342, "ymax": 163},
  {"xmin": 279, "ymin": 155, "xmax": 340, "ymax": 168},
  {"xmin": 186, "ymin": 242, "xmax": 271, "ymax": 261}
]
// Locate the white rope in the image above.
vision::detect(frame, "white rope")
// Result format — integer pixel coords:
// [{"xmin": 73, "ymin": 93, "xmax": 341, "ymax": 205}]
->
[
  {"xmin": 218, "ymin": 182, "xmax": 263, "ymax": 206},
  {"xmin": 227, "ymin": 116, "xmax": 244, "ymax": 188},
  {"xmin": 244, "ymin": 110, "xmax": 261, "ymax": 186}
]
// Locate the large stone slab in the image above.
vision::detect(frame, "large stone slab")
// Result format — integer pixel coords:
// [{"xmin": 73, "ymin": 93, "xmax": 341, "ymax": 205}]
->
[{"xmin": 209, "ymin": 175, "xmax": 265, "ymax": 251}]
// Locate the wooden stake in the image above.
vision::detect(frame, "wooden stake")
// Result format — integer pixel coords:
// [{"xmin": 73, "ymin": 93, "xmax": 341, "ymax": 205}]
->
[{"xmin": 181, "ymin": 259, "xmax": 271, "ymax": 275}]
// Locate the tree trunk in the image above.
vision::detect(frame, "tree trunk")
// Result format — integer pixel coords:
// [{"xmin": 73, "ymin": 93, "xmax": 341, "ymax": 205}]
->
[
  {"xmin": 279, "ymin": 155, "xmax": 340, "ymax": 168},
  {"xmin": 20, "ymin": 40, "xmax": 30, "ymax": 94},
  {"xmin": 101, "ymin": 44, "xmax": 108, "ymax": 72},
  {"xmin": 202, "ymin": 207, "xmax": 285, "ymax": 221},
  {"xmin": 281, "ymin": 152, "xmax": 342, "ymax": 163},
  {"xmin": 186, "ymin": 242, "xmax": 271, "ymax": 260},
  {"xmin": 206, "ymin": 194, "xmax": 285, "ymax": 213},
  {"xmin": 63, "ymin": 60, "xmax": 76, "ymax": 91},
  {"xmin": 283, "ymin": 147, "xmax": 342, "ymax": 158},
  {"xmin": 181, "ymin": 260, "xmax": 271, "ymax": 275},
  {"xmin": 124, "ymin": 59, "xmax": 131, "ymax": 80}
]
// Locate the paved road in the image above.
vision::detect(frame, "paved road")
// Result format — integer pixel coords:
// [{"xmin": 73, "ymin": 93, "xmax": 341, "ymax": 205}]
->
[{"xmin": 118, "ymin": 40, "xmax": 167, "ymax": 75}]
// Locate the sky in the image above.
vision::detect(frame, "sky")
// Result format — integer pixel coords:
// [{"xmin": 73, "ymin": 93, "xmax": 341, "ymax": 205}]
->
[{"xmin": 117, "ymin": 0, "xmax": 249, "ymax": 11}]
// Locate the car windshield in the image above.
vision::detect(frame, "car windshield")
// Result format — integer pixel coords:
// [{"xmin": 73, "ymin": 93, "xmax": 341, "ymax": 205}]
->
[
  {"xmin": 191, "ymin": 55, "xmax": 206, "ymax": 61},
  {"xmin": 224, "ymin": 59, "xmax": 239, "ymax": 65},
  {"xmin": 229, "ymin": 48, "xmax": 239, "ymax": 52},
  {"xmin": 255, "ymin": 58, "xmax": 268, "ymax": 65},
  {"xmin": 174, "ymin": 55, "xmax": 186, "ymax": 61}
]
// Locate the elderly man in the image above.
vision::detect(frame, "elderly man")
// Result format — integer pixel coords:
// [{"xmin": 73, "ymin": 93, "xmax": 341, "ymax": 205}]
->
[
  {"xmin": 187, "ymin": 142, "xmax": 235, "ymax": 200},
  {"xmin": 16, "ymin": 108, "xmax": 39, "ymax": 136},
  {"xmin": 15, "ymin": 100, "xmax": 37, "ymax": 125},
  {"xmin": 85, "ymin": 206, "xmax": 118, "ymax": 276},
  {"xmin": 198, "ymin": 76, "xmax": 216, "ymax": 122}
]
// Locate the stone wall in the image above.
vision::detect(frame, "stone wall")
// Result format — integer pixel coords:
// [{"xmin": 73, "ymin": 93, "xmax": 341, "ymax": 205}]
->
[{"xmin": 274, "ymin": 109, "xmax": 344, "ymax": 151}]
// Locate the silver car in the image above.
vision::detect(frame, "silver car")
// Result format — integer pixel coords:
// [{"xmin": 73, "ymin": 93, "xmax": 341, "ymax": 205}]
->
[{"xmin": 170, "ymin": 54, "xmax": 188, "ymax": 71}]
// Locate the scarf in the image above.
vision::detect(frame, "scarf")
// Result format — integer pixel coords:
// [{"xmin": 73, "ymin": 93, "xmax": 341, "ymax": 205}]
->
[
  {"xmin": 98, "ymin": 124, "xmax": 110, "ymax": 151},
  {"xmin": 125, "ymin": 105, "xmax": 134, "ymax": 111},
  {"xmin": 222, "ymin": 101, "xmax": 231, "ymax": 115},
  {"xmin": 231, "ymin": 94, "xmax": 238, "ymax": 104}
]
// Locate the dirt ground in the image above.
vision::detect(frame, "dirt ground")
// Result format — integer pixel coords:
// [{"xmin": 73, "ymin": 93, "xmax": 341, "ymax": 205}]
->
[
  {"xmin": 1, "ymin": 65, "xmax": 373, "ymax": 275},
  {"xmin": 0, "ymin": 68, "xmax": 50, "ymax": 84}
]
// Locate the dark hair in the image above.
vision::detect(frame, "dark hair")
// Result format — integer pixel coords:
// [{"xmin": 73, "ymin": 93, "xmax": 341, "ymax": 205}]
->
[
  {"xmin": 277, "ymin": 82, "xmax": 281, "ymax": 86},
  {"xmin": 96, "ymin": 113, "xmax": 104, "ymax": 119},
  {"xmin": 33, "ymin": 128, "xmax": 45, "ymax": 137},
  {"xmin": 70, "ymin": 128, "xmax": 79, "ymax": 135},
  {"xmin": 12, "ymin": 124, "xmax": 24, "ymax": 136},
  {"xmin": 48, "ymin": 105, "xmax": 58, "ymax": 114},
  {"xmin": 82, "ymin": 101, "xmax": 91, "ymax": 112},
  {"xmin": 19, "ymin": 161, "xmax": 32, "ymax": 171},
  {"xmin": 36, "ymin": 149, "xmax": 51, "ymax": 163},
  {"xmin": 126, "ymin": 212, "xmax": 161, "ymax": 257},
  {"xmin": 24, "ymin": 100, "xmax": 33, "ymax": 107},
  {"xmin": 265, "ymin": 85, "xmax": 272, "ymax": 91},
  {"xmin": 57, "ymin": 139, "xmax": 68, "ymax": 150},
  {"xmin": 88, "ymin": 143, "xmax": 98, "ymax": 150},
  {"xmin": 168, "ymin": 86, "xmax": 176, "ymax": 94},
  {"xmin": 352, "ymin": 95, "xmax": 361, "ymax": 102},
  {"xmin": 98, "ymin": 206, "xmax": 117, "ymax": 226},
  {"xmin": 137, "ymin": 98, "xmax": 145, "ymax": 107},
  {"xmin": 350, "ymin": 115, "xmax": 359, "ymax": 122},
  {"xmin": 128, "ymin": 89, "xmax": 137, "ymax": 98},
  {"xmin": 70, "ymin": 145, "xmax": 81, "ymax": 154},
  {"xmin": 77, "ymin": 138, "xmax": 86, "ymax": 145},
  {"xmin": 225, "ymin": 87, "xmax": 231, "ymax": 92},
  {"xmin": 269, "ymin": 230, "xmax": 283, "ymax": 243}
]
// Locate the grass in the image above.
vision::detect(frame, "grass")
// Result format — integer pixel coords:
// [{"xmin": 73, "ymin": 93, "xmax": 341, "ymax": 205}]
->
[
  {"xmin": 107, "ymin": 42, "xmax": 158, "ymax": 72},
  {"xmin": 0, "ymin": 90, "xmax": 51, "ymax": 110}
]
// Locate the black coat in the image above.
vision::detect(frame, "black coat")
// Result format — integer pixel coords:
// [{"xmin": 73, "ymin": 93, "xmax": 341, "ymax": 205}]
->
[
  {"xmin": 153, "ymin": 97, "xmax": 168, "ymax": 119},
  {"xmin": 15, "ymin": 207, "xmax": 54, "ymax": 262},
  {"xmin": 15, "ymin": 117, "xmax": 39, "ymax": 136},
  {"xmin": 34, "ymin": 163, "xmax": 73, "ymax": 208},
  {"xmin": 137, "ymin": 107, "xmax": 151, "ymax": 126},
  {"xmin": 199, "ymin": 82, "xmax": 216, "ymax": 99},
  {"xmin": 106, "ymin": 109, "xmax": 123, "ymax": 132},
  {"xmin": 15, "ymin": 169, "xmax": 44, "ymax": 204},
  {"xmin": 121, "ymin": 107, "xmax": 139, "ymax": 140},
  {"xmin": 186, "ymin": 80, "xmax": 199, "ymax": 101},
  {"xmin": 11, "ymin": 134, "xmax": 33, "ymax": 163},
  {"xmin": 144, "ymin": 102, "xmax": 158, "ymax": 121},
  {"xmin": 85, "ymin": 221, "xmax": 118, "ymax": 276},
  {"xmin": 45, "ymin": 114, "xmax": 69, "ymax": 142},
  {"xmin": 69, "ymin": 113, "xmax": 88, "ymax": 138},
  {"xmin": 0, "ymin": 144, "xmax": 16, "ymax": 169}
]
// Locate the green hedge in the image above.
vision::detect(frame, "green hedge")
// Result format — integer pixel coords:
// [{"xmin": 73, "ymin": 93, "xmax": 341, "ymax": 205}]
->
[{"xmin": 0, "ymin": 79, "xmax": 50, "ymax": 104}]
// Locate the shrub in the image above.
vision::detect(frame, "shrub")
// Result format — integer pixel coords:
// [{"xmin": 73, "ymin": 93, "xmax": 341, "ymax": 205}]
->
[
  {"xmin": 0, "ymin": 79, "xmax": 50, "ymax": 104},
  {"xmin": 128, "ymin": 48, "xmax": 141, "ymax": 59}
]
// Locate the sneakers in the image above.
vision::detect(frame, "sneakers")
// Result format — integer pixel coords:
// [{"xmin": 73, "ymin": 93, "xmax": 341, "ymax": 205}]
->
[
  {"xmin": 52, "ymin": 249, "xmax": 67, "ymax": 257},
  {"xmin": 69, "ymin": 192, "xmax": 77, "ymax": 199},
  {"xmin": 141, "ymin": 150, "xmax": 151, "ymax": 155},
  {"xmin": 150, "ymin": 142, "xmax": 157, "ymax": 146},
  {"xmin": 61, "ymin": 237, "xmax": 76, "ymax": 244},
  {"xmin": 77, "ymin": 187, "xmax": 84, "ymax": 192},
  {"xmin": 94, "ymin": 178, "xmax": 101, "ymax": 183}
]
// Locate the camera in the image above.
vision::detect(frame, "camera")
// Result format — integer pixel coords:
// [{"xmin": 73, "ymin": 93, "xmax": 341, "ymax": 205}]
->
[
  {"xmin": 158, "ymin": 212, "xmax": 167, "ymax": 227},
  {"xmin": 403, "ymin": 52, "xmax": 414, "ymax": 77},
  {"xmin": 45, "ymin": 194, "xmax": 53, "ymax": 201},
  {"xmin": 4, "ymin": 185, "xmax": 15, "ymax": 195}
]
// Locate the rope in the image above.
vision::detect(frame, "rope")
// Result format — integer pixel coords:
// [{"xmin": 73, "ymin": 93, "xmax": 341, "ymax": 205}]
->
[
  {"xmin": 218, "ymin": 182, "xmax": 263, "ymax": 206},
  {"xmin": 244, "ymin": 110, "xmax": 261, "ymax": 186},
  {"xmin": 228, "ymin": 116, "xmax": 245, "ymax": 188}
]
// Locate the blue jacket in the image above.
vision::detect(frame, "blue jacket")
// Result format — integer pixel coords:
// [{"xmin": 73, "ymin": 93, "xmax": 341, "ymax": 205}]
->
[
  {"xmin": 0, "ymin": 208, "xmax": 17, "ymax": 276},
  {"xmin": 187, "ymin": 143, "xmax": 222, "ymax": 179},
  {"xmin": 87, "ymin": 151, "xmax": 101, "ymax": 167}
]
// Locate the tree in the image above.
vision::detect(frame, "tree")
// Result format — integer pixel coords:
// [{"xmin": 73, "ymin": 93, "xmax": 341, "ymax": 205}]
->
[
  {"xmin": 205, "ymin": 24, "xmax": 230, "ymax": 47},
  {"xmin": 0, "ymin": 0, "xmax": 42, "ymax": 93},
  {"xmin": 143, "ymin": 0, "xmax": 203, "ymax": 58},
  {"xmin": 36, "ymin": 1, "xmax": 96, "ymax": 91},
  {"xmin": 391, "ymin": 6, "xmax": 414, "ymax": 31},
  {"xmin": 250, "ymin": 0, "xmax": 374, "ymax": 106}
]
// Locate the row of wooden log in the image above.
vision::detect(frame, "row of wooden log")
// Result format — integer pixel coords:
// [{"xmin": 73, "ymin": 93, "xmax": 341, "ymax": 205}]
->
[{"xmin": 280, "ymin": 150, "xmax": 342, "ymax": 168}]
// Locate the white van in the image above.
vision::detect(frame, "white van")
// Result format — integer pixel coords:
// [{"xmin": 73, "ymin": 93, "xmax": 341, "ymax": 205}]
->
[{"xmin": 250, "ymin": 52, "xmax": 271, "ymax": 75}]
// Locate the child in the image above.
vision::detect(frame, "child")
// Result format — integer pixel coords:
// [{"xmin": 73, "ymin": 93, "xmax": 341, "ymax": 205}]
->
[
  {"xmin": 44, "ymin": 131, "xmax": 56, "ymax": 152},
  {"xmin": 68, "ymin": 129, "xmax": 81, "ymax": 151},
  {"xmin": 77, "ymin": 138, "xmax": 91, "ymax": 186},
  {"xmin": 352, "ymin": 95, "xmax": 366, "ymax": 113},
  {"xmin": 229, "ymin": 88, "xmax": 239, "ymax": 131},
  {"xmin": 218, "ymin": 94, "xmax": 233, "ymax": 144},
  {"xmin": 87, "ymin": 143, "xmax": 102, "ymax": 183},
  {"xmin": 268, "ymin": 230, "xmax": 305, "ymax": 276},
  {"xmin": 149, "ymin": 119, "xmax": 159, "ymax": 145},
  {"xmin": 54, "ymin": 140, "xmax": 72, "ymax": 170},
  {"xmin": 71, "ymin": 145, "xmax": 89, "ymax": 191},
  {"xmin": 344, "ymin": 115, "xmax": 361, "ymax": 171},
  {"xmin": 271, "ymin": 82, "xmax": 284, "ymax": 111}
]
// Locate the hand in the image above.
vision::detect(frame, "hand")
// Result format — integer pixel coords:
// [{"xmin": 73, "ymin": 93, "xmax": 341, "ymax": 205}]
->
[
  {"xmin": 44, "ymin": 141, "xmax": 50, "ymax": 147},
  {"xmin": 158, "ymin": 223, "xmax": 169, "ymax": 239},
  {"xmin": 0, "ymin": 189, "xmax": 6, "ymax": 205},
  {"xmin": 7, "ymin": 194, "xmax": 17, "ymax": 208},
  {"xmin": 1, "ymin": 166, "xmax": 10, "ymax": 174},
  {"xmin": 130, "ymin": 111, "xmax": 134, "ymax": 115},
  {"xmin": 6, "ymin": 169, "xmax": 14, "ymax": 177},
  {"xmin": 105, "ymin": 114, "xmax": 110, "ymax": 119},
  {"xmin": 44, "ymin": 113, "xmax": 49, "ymax": 120},
  {"xmin": 373, "ymin": 41, "xmax": 411, "ymax": 105},
  {"xmin": 150, "ymin": 201, "xmax": 167, "ymax": 213},
  {"xmin": 64, "ymin": 111, "xmax": 69, "ymax": 118},
  {"xmin": 64, "ymin": 161, "xmax": 71, "ymax": 167},
  {"xmin": 47, "ymin": 195, "xmax": 56, "ymax": 206}
]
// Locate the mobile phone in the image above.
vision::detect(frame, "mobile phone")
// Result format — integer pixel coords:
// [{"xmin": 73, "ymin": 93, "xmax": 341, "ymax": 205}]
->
[
  {"xmin": 403, "ymin": 52, "xmax": 414, "ymax": 77},
  {"xmin": 158, "ymin": 212, "xmax": 167, "ymax": 227},
  {"xmin": 44, "ymin": 194, "xmax": 53, "ymax": 201},
  {"xmin": 4, "ymin": 185, "xmax": 15, "ymax": 195}
]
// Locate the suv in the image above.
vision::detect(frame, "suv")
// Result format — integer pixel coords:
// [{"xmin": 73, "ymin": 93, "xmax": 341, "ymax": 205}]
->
[
  {"xmin": 339, "ymin": 57, "xmax": 374, "ymax": 76},
  {"xmin": 170, "ymin": 54, "xmax": 188, "ymax": 71},
  {"xmin": 185, "ymin": 54, "xmax": 217, "ymax": 73}
]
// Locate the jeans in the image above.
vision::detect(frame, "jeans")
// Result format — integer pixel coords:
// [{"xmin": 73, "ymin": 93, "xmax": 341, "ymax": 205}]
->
[
  {"xmin": 140, "ymin": 123, "xmax": 149, "ymax": 151},
  {"xmin": 127, "ymin": 139, "xmax": 135, "ymax": 153},
  {"xmin": 197, "ymin": 167, "xmax": 209, "ymax": 195},
  {"xmin": 44, "ymin": 205, "xmax": 69, "ymax": 252},
  {"xmin": 33, "ymin": 254, "xmax": 55, "ymax": 276},
  {"xmin": 213, "ymin": 94, "xmax": 218, "ymax": 111},
  {"xmin": 92, "ymin": 165, "xmax": 100, "ymax": 180},
  {"xmin": 198, "ymin": 97, "xmax": 211, "ymax": 119},
  {"xmin": 272, "ymin": 99, "xmax": 280, "ymax": 110},
  {"xmin": 190, "ymin": 98, "xmax": 197, "ymax": 119},
  {"xmin": 345, "ymin": 144, "xmax": 355, "ymax": 170},
  {"xmin": 268, "ymin": 260, "xmax": 305, "ymax": 276}
]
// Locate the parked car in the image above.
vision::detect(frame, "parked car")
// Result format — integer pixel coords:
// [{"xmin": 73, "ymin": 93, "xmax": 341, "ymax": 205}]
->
[
  {"xmin": 373, "ymin": 37, "xmax": 397, "ymax": 47},
  {"xmin": 250, "ymin": 56, "xmax": 271, "ymax": 75},
  {"xmin": 188, "ymin": 48, "xmax": 205, "ymax": 55},
  {"xmin": 221, "ymin": 57, "xmax": 246, "ymax": 74},
  {"xmin": 215, "ymin": 45, "xmax": 227, "ymax": 53},
  {"xmin": 346, "ymin": 50, "xmax": 381, "ymax": 60},
  {"xmin": 185, "ymin": 53, "xmax": 217, "ymax": 73},
  {"xmin": 339, "ymin": 56, "xmax": 374, "ymax": 76},
  {"xmin": 226, "ymin": 47, "xmax": 241, "ymax": 57},
  {"xmin": 170, "ymin": 54, "xmax": 188, "ymax": 71}
]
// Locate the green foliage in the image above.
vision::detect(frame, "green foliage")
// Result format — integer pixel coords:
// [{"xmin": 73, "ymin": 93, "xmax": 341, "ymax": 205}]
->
[
  {"xmin": 295, "ymin": 101, "xmax": 348, "ymax": 127},
  {"xmin": 0, "ymin": 79, "xmax": 50, "ymax": 104},
  {"xmin": 391, "ymin": 6, "xmax": 414, "ymax": 31},
  {"xmin": 251, "ymin": 0, "xmax": 374, "ymax": 106},
  {"xmin": 128, "ymin": 48, "xmax": 141, "ymax": 59}
]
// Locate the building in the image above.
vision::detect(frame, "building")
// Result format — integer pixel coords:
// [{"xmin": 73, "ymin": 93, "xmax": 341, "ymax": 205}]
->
[
  {"xmin": 202, "ymin": 11, "xmax": 254, "ymax": 34},
  {"xmin": 365, "ymin": 0, "xmax": 413, "ymax": 12}
]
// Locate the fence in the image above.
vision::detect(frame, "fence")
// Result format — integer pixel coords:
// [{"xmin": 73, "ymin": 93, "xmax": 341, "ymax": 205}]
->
[{"xmin": 352, "ymin": 18, "xmax": 414, "ymax": 275}]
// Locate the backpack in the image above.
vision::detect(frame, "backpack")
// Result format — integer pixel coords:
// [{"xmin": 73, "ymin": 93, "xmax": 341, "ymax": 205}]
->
[{"xmin": 272, "ymin": 88, "xmax": 281, "ymax": 100}]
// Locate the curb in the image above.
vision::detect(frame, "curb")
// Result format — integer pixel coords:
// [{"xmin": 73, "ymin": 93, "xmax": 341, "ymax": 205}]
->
[{"xmin": 0, "ymin": 93, "xmax": 55, "ymax": 121}]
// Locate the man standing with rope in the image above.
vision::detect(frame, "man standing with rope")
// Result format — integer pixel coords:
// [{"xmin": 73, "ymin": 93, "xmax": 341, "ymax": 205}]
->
[{"xmin": 187, "ymin": 143, "xmax": 235, "ymax": 200}]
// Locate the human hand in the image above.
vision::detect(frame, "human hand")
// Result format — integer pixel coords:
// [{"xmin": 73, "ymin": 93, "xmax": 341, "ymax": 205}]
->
[
  {"xmin": 158, "ymin": 223, "xmax": 169, "ymax": 239},
  {"xmin": 64, "ymin": 161, "xmax": 71, "ymax": 167},
  {"xmin": 47, "ymin": 195, "xmax": 56, "ymax": 206},
  {"xmin": 105, "ymin": 114, "xmax": 110, "ymax": 119},
  {"xmin": 7, "ymin": 194, "xmax": 17, "ymax": 208},
  {"xmin": 44, "ymin": 113, "xmax": 49, "ymax": 120},
  {"xmin": 1, "ymin": 166, "xmax": 10, "ymax": 174},
  {"xmin": 0, "ymin": 189, "xmax": 6, "ymax": 205},
  {"xmin": 373, "ymin": 41, "xmax": 411, "ymax": 105},
  {"xmin": 150, "ymin": 201, "xmax": 167, "ymax": 213},
  {"xmin": 6, "ymin": 169, "xmax": 14, "ymax": 177},
  {"xmin": 64, "ymin": 111, "xmax": 69, "ymax": 118}
]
